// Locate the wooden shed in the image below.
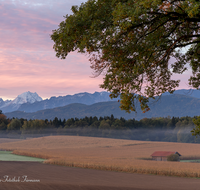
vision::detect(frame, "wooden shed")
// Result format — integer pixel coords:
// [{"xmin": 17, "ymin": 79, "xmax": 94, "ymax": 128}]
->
[{"xmin": 151, "ymin": 151, "xmax": 181, "ymax": 161}]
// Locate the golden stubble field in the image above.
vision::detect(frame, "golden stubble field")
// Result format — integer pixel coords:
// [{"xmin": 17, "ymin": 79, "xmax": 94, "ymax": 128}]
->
[{"xmin": 0, "ymin": 136, "xmax": 200, "ymax": 177}]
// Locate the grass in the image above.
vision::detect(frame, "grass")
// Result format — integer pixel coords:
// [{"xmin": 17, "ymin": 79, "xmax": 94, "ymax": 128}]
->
[
  {"xmin": 180, "ymin": 155, "xmax": 200, "ymax": 160},
  {"xmin": 0, "ymin": 150, "xmax": 45, "ymax": 162},
  {"xmin": 180, "ymin": 160, "xmax": 200, "ymax": 163},
  {"xmin": 0, "ymin": 136, "xmax": 200, "ymax": 177}
]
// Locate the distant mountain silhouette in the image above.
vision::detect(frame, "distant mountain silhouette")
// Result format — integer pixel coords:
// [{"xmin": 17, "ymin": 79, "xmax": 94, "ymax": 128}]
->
[
  {"xmin": 2, "ymin": 89, "xmax": 200, "ymax": 114},
  {"xmin": 162, "ymin": 89, "xmax": 200, "ymax": 98},
  {"xmin": 16, "ymin": 91, "xmax": 118, "ymax": 113},
  {"xmin": 0, "ymin": 91, "xmax": 118, "ymax": 113},
  {"xmin": 5, "ymin": 94, "xmax": 200, "ymax": 120}
]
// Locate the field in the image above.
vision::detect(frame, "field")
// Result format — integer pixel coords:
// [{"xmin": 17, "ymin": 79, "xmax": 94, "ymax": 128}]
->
[{"xmin": 0, "ymin": 136, "xmax": 200, "ymax": 178}]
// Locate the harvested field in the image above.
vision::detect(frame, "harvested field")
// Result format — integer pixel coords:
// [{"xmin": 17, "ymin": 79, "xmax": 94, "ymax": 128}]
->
[
  {"xmin": 1, "ymin": 136, "xmax": 200, "ymax": 177},
  {"xmin": 0, "ymin": 161, "xmax": 199, "ymax": 190}
]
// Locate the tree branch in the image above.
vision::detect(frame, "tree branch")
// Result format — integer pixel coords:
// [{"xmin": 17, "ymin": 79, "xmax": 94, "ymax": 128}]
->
[{"xmin": 174, "ymin": 40, "xmax": 200, "ymax": 48}]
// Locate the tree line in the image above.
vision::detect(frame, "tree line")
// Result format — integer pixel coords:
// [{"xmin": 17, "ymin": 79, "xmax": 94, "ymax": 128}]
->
[{"xmin": 0, "ymin": 110, "xmax": 199, "ymax": 143}]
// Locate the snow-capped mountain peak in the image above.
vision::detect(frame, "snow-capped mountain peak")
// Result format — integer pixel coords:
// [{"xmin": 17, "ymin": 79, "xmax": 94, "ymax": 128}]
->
[
  {"xmin": 12, "ymin": 91, "xmax": 43, "ymax": 105},
  {"xmin": 0, "ymin": 91, "xmax": 115, "ymax": 113}
]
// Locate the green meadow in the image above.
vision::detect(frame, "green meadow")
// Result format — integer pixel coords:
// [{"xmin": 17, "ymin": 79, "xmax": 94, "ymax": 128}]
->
[{"xmin": 0, "ymin": 151, "xmax": 45, "ymax": 162}]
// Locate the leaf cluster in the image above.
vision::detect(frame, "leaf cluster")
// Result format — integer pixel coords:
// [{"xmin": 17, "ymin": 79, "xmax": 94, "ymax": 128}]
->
[{"xmin": 51, "ymin": 0, "xmax": 200, "ymax": 112}]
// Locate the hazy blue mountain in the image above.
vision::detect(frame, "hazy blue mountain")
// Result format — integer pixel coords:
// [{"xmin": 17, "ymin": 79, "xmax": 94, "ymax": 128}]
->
[
  {"xmin": 16, "ymin": 91, "xmax": 118, "ymax": 113},
  {"xmin": 0, "ymin": 98, "xmax": 11, "ymax": 108},
  {"xmin": 162, "ymin": 89, "xmax": 200, "ymax": 99},
  {"xmin": 5, "ymin": 94, "xmax": 200, "ymax": 120},
  {"xmin": 0, "ymin": 98, "xmax": 4, "ymax": 107},
  {"xmin": 2, "ymin": 89, "xmax": 200, "ymax": 115},
  {"xmin": 15, "ymin": 89, "xmax": 200, "ymax": 113}
]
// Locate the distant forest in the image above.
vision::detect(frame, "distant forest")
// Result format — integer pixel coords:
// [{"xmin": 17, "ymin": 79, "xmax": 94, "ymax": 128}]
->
[{"xmin": 0, "ymin": 110, "xmax": 199, "ymax": 143}]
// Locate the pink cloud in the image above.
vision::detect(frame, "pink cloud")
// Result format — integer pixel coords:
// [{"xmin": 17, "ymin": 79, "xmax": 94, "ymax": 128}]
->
[
  {"xmin": 0, "ymin": 0, "xmax": 105, "ymax": 100},
  {"xmin": 0, "ymin": 50, "xmax": 104, "ymax": 100},
  {"xmin": 0, "ymin": 0, "xmax": 193, "ymax": 101}
]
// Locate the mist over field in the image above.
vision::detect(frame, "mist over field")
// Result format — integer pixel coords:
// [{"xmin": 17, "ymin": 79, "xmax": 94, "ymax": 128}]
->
[{"xmin": 0, "ymin": 127, "xmax": 198, "ymax": 143}]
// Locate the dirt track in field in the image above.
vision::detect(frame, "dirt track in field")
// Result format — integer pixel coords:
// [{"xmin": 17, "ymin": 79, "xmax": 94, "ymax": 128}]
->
[{"xmin": 0, "ymin": 161, "xmax": 199, "ymax": 190}]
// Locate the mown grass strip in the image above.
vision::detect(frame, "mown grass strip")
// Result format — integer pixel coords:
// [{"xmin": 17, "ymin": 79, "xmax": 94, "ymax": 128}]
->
[{"xmin": 0, "ymin": 151, "xmax": 45, "ymax": 162}]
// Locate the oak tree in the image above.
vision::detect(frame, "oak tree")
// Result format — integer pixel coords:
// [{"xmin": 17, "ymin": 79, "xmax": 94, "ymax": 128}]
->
[{"xmin": 51, "ymin": 0, "xmax": 200, "ymax": 113}]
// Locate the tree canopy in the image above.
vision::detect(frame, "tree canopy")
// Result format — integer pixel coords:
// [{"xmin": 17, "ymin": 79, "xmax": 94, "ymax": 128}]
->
[
  {"xmin": 0, "ymin": 115, "xmax": 199, "ymax": 142},
  {"xmin": 51, "ymin": 0, "xmax": 200, "ymax": 113}
]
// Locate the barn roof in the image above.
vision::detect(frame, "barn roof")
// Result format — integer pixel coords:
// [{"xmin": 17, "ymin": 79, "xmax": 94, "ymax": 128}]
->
[{"xmin": 151, "ymin": 151, "xmax": 181, "ymax": 157}]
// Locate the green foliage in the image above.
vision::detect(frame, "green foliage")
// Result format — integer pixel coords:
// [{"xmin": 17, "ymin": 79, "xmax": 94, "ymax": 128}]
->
[
  {"xmin": 7, "ymin": 119, "xmax": 22, "ymax": 130},
  {"xmin": 90, "ymin": 120, "xmax": 100, "ymax": 128},
  {"xmin": 167, "ymin": 154, "xmax": 180, "ymax": 162},
  {"xmin": 99, "ymin": 120, "xmax": 111, "ymax": 129},
  {"xmin": 0, "ymin": 122, "xmax": 7, "ymax": 130},
  {"xmin": 51, "ymin": 0, "xmax": 200, "ymax": 113},
  {"xmin": 21, "ymin": 120, "xmax": 48, "ymax": 131},
  {"xmin": 65, "ymin": 118, "xmax": 75, "ymax": 128},
  {"xmin": 191, "ymin": 116, "xmax": 200, "ymax": 136}
]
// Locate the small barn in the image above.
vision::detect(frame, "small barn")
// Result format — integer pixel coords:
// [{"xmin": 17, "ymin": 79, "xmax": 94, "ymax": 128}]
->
[{"xmin": 151, "ymin": 151, "xmax": 181, "ymax": 161}]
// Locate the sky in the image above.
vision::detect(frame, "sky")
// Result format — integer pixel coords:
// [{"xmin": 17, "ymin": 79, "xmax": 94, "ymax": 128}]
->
[{"xmin": 0, "ymin": 0, "xmax": 192, "ymax": 100}]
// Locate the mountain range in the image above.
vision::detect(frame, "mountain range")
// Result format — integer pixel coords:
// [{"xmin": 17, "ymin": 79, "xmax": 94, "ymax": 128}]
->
[
  {"xmin": 4, "ymin": 94, "xmax": 200, "ymax": 120},
  {"xmin": 162, "ymin": 89, "xmax": 200, "ymax": 98},
  {"xmin": 2, "ymin": 89, "xmax": 200, "ymax": 120},
  {"xmin": 0, "ymin": 91, "xmax": 118, "ymax": 113}
]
